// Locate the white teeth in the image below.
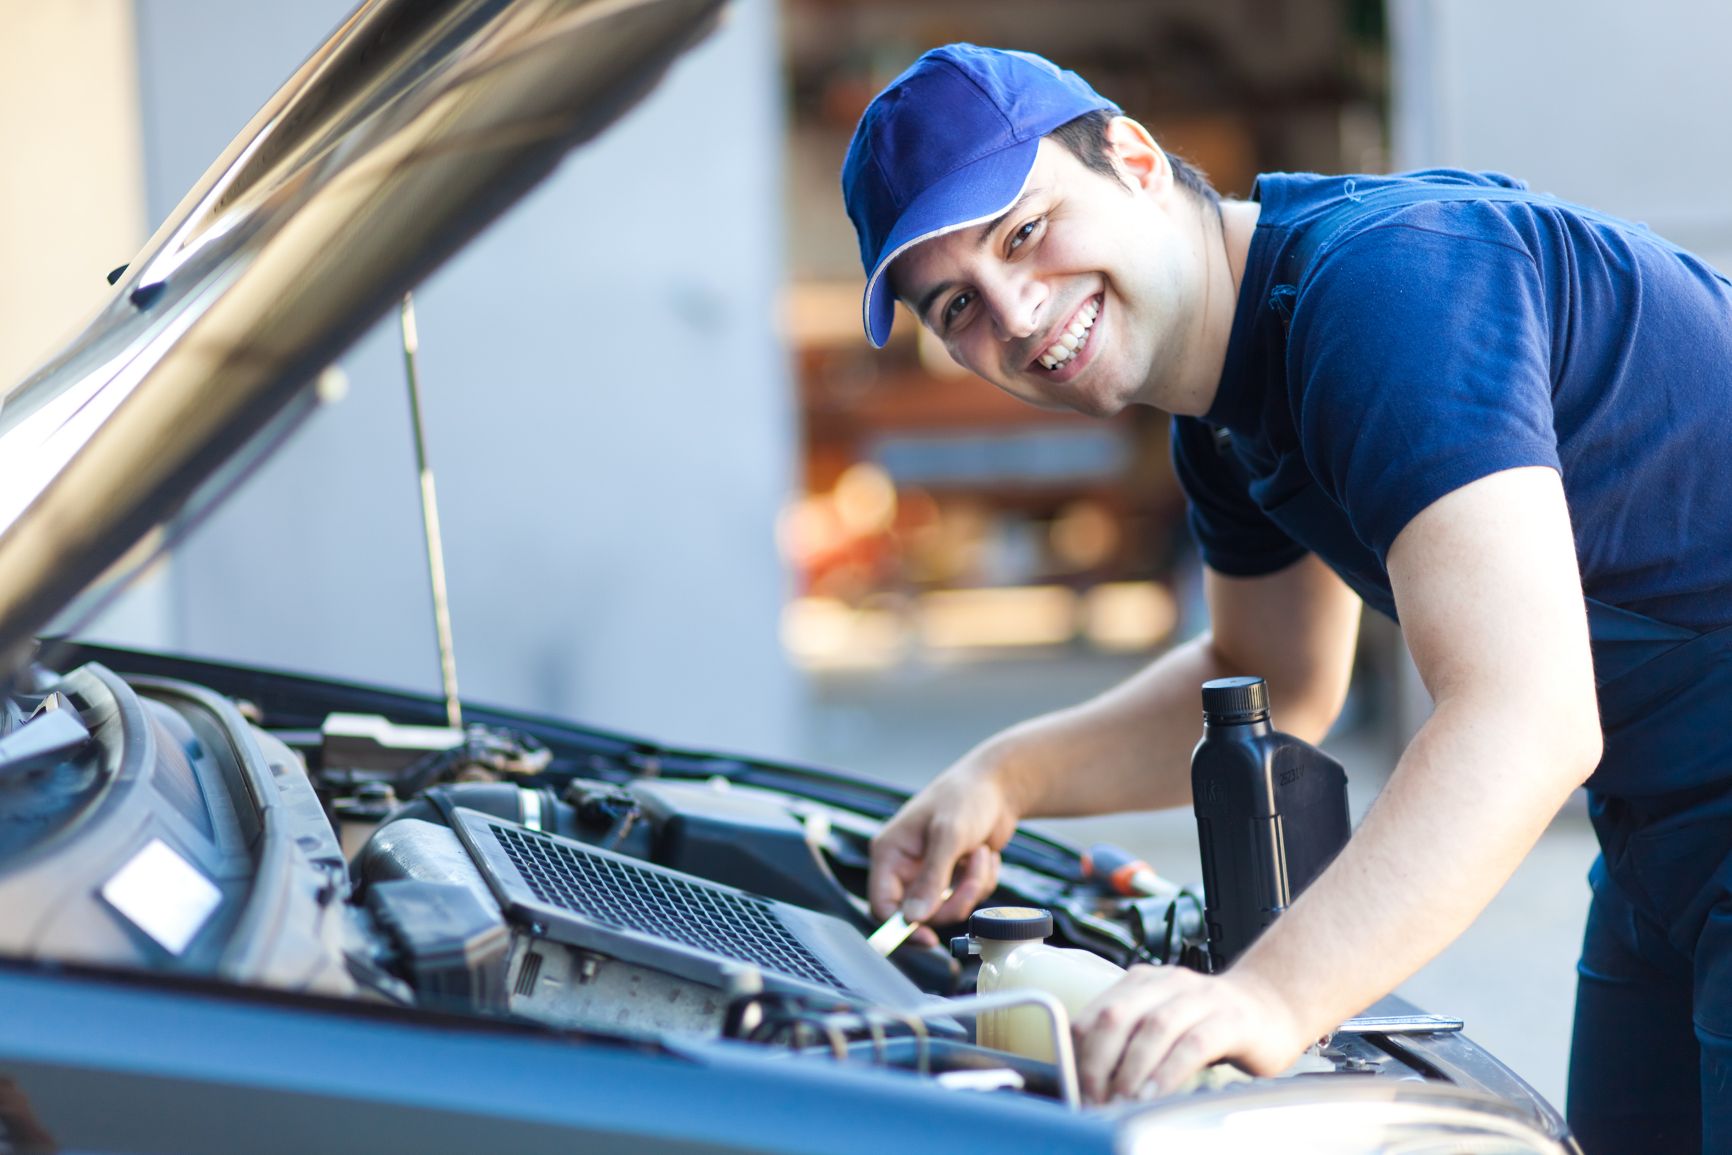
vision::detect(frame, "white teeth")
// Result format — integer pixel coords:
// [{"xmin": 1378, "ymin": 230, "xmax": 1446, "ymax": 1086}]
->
[{"xmin": 1039, "ymin": 299, "xmax": 1100, "ymax": 369}]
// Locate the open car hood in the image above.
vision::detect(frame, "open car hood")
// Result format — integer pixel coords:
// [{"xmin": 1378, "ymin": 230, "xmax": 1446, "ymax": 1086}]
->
[{"xmin": 0, "ymin": 0, "xmax": 722, "ymax": 680}]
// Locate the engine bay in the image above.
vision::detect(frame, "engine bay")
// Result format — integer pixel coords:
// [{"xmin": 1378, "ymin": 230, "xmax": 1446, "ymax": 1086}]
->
[{"xmin": 0, "ymin": 648, "xmax": 1534, "ymax": 1115}]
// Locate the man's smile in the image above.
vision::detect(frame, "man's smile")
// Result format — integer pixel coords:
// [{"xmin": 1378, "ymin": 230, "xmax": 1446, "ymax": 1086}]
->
[
  {"xmin": 1028, "ymin": 293, "xmax": 1104, "ymax": 383},
  {"xmin": 1034, "ymin": 294, "xmax": 1101, "ymax": 371}
]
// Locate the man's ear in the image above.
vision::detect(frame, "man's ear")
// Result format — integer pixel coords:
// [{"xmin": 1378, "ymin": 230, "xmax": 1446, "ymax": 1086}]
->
[{"xmin": 1104, "ymin": 116, "xmax": 1170, "ymax": 195}]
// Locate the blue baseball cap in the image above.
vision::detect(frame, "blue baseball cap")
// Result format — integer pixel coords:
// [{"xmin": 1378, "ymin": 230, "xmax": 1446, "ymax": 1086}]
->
[{"xmin": 842, "ymin": 44, "xmax": 1119, "ymax": 348}]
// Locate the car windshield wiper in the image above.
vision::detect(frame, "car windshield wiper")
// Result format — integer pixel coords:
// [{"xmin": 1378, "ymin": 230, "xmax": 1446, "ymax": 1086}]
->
[{"xmin": 0, "ymin": 695, "xmax": 92, "ymax": 780}]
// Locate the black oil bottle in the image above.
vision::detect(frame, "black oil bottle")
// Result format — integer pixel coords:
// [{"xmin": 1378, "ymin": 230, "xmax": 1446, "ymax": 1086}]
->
[{"xmin": 1190, "ymin": 676, "xmax": 1350, "ymax": 970}]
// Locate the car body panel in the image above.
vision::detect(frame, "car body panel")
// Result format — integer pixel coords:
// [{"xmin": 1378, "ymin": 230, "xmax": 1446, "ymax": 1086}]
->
[{"xmin": 0, "ymin": 962, "xmax": 1112, "ymax": 1154}]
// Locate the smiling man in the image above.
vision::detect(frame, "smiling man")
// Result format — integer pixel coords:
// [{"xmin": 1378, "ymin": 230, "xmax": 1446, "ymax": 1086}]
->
[{"xmin": 843, "ymin": 44, "xmax": 1732, "ymax": 1151}]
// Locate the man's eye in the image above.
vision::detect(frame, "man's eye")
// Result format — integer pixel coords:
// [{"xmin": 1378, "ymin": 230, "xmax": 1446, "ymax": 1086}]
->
[
  {"xmin": 942, "ymin": 290, "xmax": 974, "ymax": 329},
  {"xmin": 1008, "ymin": 218, "xmax": 1042, "ymax": 252}
]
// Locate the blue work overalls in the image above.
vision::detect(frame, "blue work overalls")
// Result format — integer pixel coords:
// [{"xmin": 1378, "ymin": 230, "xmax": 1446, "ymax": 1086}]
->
[
  {"xmin": 1567, "ymin": 599, "xmax": 1732, "ymax": 1153},
  {"xmin": 1208, "ymin": 443, "xmax": 1732, "ymax": 1150},
  {"xmin": 1262, "ymin": 183, "xmax": 1732, "ymax": 1152}
]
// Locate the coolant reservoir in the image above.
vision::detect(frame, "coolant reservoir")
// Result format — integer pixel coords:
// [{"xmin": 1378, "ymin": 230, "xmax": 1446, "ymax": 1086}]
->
[{"xmin": 958, "ymin": 906, "xmax": 1127, "ymax": 1062}]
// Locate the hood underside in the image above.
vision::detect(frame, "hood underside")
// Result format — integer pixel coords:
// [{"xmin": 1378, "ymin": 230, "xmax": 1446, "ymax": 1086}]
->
[{"xmin": 0, "ymin": 0, "xmax": 722, "ymax": 681}]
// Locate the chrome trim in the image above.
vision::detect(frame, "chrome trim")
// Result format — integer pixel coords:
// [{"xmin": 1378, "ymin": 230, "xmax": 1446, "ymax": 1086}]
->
[
  {"xmin": 518, "ymin": 787, "xmax": 544, "ymax": 832},
  {"xmin": 918, "ymin": 991, "xmax": 1081, "ymax": 1110}
]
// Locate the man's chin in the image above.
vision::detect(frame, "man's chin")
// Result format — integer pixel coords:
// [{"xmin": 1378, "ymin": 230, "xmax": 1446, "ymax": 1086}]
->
[
  {"xmin": 981, "ymin": 366, "xmax": 1129, "ymax": 418},
  {"xmin": 1059, "ymin": 376, "xmax": 1134, "ymax": 420},
  {"xmin": 1067, "ymin": 395, "xmax": 1127, "ymax": 420}
]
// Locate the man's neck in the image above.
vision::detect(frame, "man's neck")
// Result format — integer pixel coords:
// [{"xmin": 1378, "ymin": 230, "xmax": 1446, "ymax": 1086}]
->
[
  {"xmin": 1222, "ymin": 198, "xmax": 1260, "ymax": 293},
  {"xmin": 1158, "ymin": 197, "xmax": 1261, "ymax": 418}
]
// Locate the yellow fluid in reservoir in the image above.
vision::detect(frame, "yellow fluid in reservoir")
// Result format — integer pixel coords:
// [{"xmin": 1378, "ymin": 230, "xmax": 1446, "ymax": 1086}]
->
[{"xmin": 974, "ymin": 932, "xmax": 1127, "ymax": 1062}]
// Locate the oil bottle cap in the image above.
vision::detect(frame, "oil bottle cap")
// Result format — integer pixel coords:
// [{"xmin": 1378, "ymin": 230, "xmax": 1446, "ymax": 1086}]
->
[
  {"xmin": 968, "ymin": 906, "xmax": 1054, "ymax": 942},
  {"xmin": 1202, "ymin": 676, "xmax": 1270, "ymax": 722}
]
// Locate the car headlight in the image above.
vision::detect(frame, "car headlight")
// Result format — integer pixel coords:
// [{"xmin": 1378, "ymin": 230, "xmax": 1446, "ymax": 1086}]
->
[{"xmin": 1118, "ymin": 1081, "xmax": 1574, "ymax": 1155}]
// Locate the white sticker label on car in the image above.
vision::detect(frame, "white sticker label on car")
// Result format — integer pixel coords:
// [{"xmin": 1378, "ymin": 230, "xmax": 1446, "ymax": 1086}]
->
[{"xmin": 100, "ymin": 838, "xmax": 223, "ymax": 955}]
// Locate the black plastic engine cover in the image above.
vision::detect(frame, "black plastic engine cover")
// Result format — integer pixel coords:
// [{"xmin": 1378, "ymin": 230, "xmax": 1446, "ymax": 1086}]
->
[{"xmin": 629, "ymin": 780, "xmax": 865, "ymax": 926}]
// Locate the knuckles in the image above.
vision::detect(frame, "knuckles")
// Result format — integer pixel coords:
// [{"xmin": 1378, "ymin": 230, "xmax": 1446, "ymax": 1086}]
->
[
  {"xmin": 1136, "ymin": 1006, "xmax": 1176, "ymax": 1037},
  {"xmin": 1165, "ymin": 1032, "xmax": 1208, "ymax": 1066},
  {"xmin": 1088, "ymin": 1003, "xmax": 1128, "ymax": 1031}
]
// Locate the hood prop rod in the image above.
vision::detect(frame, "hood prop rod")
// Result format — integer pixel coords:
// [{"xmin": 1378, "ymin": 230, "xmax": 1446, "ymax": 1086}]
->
[{"xmin": 400, "ymin": 293, "xmax": 462, "ymax": 729}]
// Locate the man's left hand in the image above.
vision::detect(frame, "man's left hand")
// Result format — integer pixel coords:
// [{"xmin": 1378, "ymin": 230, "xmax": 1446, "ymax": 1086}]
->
[{"xmin": 1071, "ymin": 965, "xmax": 1309, "ymax": 1103}]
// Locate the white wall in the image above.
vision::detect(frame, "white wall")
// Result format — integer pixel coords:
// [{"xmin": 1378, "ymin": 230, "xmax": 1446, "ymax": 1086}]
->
[
  {"xmin": 1390, "ymin": 0, "xmax": 1732, "ymax": 273},
  {"xmin": 0, "ymin": 1, "xmax": 147, "ymax": 389},
  {"xmin": 88, "ymin": 0, "xmax": 801, "ymax": 757},
  {"xmin": 0, "ymin": 1, "xmax": 180, "ymax": 652}
]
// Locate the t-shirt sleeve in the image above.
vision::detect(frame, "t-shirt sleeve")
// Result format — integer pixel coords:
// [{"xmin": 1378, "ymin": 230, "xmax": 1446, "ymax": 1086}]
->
[
  {"xmin": 1290, "ymin": 210, "xmax": 1563, "ymax": 562},
  {"xmin": 1170, "ymin": 415, "xmax": 1309, "ymax": 576}
]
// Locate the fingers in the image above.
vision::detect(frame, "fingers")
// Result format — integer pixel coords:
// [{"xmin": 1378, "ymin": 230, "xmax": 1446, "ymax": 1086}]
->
[
  {"xmin": 866, "ymin": 851, "xmax": 907, "ymax": 922},
  {"xmin": 902, "ymin": 814, "xmax": 966, "ymax": 921},
  {"xmin": 1073, "ymin": 967, "xmax": 1242, "ymax": 1104},
  {"xmin": 930, "ymin": 845, "xmax": 998, "ymax": 925},
  {"xmin": 1117, "ymin": 1005, "xmax": 1216, "ymax": 1100},
  {"xmin": 866, "ymin": 865, "xmax": 904, "ymax": 924},
  {"xmin": 1144, "ymin": 1019, "xmax": 1234, "ymax": 1099},
  {"xmin": 870, "ymin": 826, "xmax": 997, "ymax": 927},
  {"xmin": 868, "ymin": 760, "xmax": 1018, "ymax": 925},
  {"xmin": 867, "ymin": 820, "xmax": 920, "ymax": 921},
  {"xmin": 1074, "ymin": 967, "xmax": 1187, "ymax": 1102},
  {"xmin": 867, "ymin": 810, "xmax": 982, "ymax": 924}
]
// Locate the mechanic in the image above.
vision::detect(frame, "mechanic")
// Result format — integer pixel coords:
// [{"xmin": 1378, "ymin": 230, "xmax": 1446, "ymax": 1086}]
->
[{"xmin": 841, "ymin": 44, "xmax": 1732, "ymax": 1151}]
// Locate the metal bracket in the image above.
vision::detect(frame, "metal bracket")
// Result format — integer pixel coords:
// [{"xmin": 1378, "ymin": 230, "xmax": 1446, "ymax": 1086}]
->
[{"xmin": 911, "ymin": 990, "xmax": 1081, "ymax": 1109}]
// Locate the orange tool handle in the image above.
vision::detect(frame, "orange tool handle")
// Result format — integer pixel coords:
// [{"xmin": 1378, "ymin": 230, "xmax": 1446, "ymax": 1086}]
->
[{"xmin": 1081, "ymin": 843, "xmax": 1161, "ymax": 896}]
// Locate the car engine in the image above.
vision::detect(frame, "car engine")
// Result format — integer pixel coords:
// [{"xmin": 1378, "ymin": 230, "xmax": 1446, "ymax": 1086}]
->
[{"xmin": 0, "ymin": 649, "xmax": 1564, "ymax": 1121}]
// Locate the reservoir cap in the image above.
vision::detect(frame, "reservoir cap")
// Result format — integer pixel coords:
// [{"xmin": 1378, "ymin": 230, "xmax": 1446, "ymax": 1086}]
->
[
  {"xmin": 1202, "ymin": 676, "xmax": 1270, "ymax": 722},
  {"xmin": 969, "ymin": 906, "xmax": 1054, "ymax": 942}
]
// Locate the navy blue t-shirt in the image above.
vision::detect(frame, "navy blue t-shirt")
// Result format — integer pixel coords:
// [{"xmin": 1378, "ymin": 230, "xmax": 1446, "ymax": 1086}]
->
[{"xmin": 1174, "ymin": 169, "xmax": 1732, "ymax": 631}]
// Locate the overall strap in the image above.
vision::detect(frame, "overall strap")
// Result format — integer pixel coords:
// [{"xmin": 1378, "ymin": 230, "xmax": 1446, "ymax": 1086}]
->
[{"xmin": 1282, "ymin": 183, "xmax": 1639, "ymax": 296}]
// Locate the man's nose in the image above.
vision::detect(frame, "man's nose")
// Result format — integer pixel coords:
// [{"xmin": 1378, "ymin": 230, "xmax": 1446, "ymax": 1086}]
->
[{"xmin": 986, "ymin": 276, "xmax": 1044, "ymax": 342}]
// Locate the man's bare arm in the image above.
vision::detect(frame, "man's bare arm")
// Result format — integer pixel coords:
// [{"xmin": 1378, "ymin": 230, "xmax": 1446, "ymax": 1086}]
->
[
  {"xmin": 994, "ymin": 553, "xmax": 1362, "ymax": 818},
  {"xmin": 1073, "ymin": 465, "xmax": 1603, "ymax": 1100},
  {"xmin": 868, "ymin": 553, "xmax": 1361, "ymax": 925}
]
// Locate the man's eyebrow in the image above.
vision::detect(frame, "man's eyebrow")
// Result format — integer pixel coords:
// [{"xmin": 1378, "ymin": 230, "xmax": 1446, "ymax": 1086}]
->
[
  {"xmin": 914, "ymin": 280, "xmax": 957, "ymax": 325},
  {"xmin": 911, "ymin": 188, "xmax": 1046, "ymax": 323},
  {"xmin": 973, "ymin": 187, "xmax": 1043, "ymax": 250}
]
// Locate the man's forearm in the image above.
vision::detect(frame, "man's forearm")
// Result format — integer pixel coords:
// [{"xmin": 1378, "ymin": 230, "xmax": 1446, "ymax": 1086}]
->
[
  {"xmin": 981, "ymin": 633, "xmax": 1241, "ymax": 819},
  {"xmin": 960, "ymin": 557, "xmax": 1360, "ymax": 824},
  {"xmin": 1228, "ymin": 467, "xmax": 1607, "ymax": 1043},
  {"xmin": 1225, "ymin": 690, "xmax": 1600, "ymax": 1042}
]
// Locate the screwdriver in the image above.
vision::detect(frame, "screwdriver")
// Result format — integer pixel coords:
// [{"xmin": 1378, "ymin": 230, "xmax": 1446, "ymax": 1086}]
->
[{"xmin": 1080, "ymin": 843, "xmax": 1178, "ymax": 899}]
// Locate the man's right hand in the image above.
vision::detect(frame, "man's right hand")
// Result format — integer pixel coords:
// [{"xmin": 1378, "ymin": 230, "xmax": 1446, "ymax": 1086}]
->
[{"xmin": 868, "ymin": 753, "xmax": 1023, "ymax": 932}]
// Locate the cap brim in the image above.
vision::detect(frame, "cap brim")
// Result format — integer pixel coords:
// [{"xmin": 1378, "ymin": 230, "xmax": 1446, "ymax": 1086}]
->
[{"xmin": 861, "ymin": 138, "xmax": 1039, "ymax": 348}]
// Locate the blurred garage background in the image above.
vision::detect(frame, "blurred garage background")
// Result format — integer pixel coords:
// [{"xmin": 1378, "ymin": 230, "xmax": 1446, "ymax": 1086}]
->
[{"xmin": 3, "ymin": 0, "xmax": 1730, "ymax": 1109}]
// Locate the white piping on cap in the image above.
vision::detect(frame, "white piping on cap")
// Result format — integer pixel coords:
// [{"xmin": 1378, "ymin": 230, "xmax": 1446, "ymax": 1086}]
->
[{"xmin": 862, "ymin": 163, "xmax": 1037, "ymax": 346}]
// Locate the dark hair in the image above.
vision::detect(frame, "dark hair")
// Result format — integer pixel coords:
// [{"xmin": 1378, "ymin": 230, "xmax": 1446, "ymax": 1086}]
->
[{"xmin": 1046, "ymin": 109, "xmax": 1221, "ymax": 212}]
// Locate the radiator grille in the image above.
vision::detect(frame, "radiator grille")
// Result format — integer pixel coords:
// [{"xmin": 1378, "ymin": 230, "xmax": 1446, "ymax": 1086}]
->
[{"xmin": 492, "ymin": 825, "xmax": 846, "ymax": 991}]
